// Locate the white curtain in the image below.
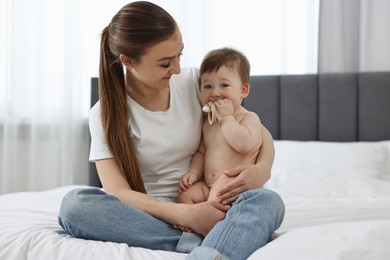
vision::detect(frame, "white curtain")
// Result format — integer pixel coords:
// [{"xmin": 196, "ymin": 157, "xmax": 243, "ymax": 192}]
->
[
  {"xmin": 162, "ymin": 0, "xmax": 319, "ymax": 75},
  {"xmin": 318, "ymin": 0, "xmax": 390, "ymax": 73},
  {"xmin": 0, "ymin": 0, "xmax": 319, "ymax": 194},
  {"xmin": 0, "ymin": 0, "xmax": 89, "ymax": 194}
]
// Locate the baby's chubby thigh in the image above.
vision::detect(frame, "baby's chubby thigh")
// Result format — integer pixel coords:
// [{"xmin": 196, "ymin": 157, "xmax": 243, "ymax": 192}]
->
[
  {"xmin": 207, "ymin": 173, "xmax": 235, "ymax": 203},
  {"xmin": 177, "ymin": 181, "xmax": 209, "ymax": 204}
]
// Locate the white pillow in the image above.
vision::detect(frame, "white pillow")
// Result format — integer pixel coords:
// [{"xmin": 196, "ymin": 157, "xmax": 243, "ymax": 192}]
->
[
  {"xmin": 272, "ymin": 140, "xmax": 387, "ymax": 178},
  {"xmin": 266, "ymin": 140, "xmax": 389, "ymax": 197},
  {"xmin": 378, "ymin": 140, "xmax": 390, "ymax": 181}
]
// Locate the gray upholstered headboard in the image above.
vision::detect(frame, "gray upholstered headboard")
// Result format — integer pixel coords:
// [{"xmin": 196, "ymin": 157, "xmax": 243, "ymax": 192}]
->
[
  {"xmin": 245, "ymin": 71, "xmax": 390, "ymax": 142},
  {"xmin": 89, "ymin": 71, "xmax": 390, "ymax": 186}
]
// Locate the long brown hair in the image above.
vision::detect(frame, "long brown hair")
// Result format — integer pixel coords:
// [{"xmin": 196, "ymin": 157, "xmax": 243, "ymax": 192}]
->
[{"xmin": 98, "ymin": 1, "xmax": 178, "ymax": 193}]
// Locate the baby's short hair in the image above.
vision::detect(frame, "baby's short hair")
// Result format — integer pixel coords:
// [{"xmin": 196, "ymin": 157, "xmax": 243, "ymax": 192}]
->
[{"xmin": 200, "ymin": 47, "xmax": 251, "ymax": 83}]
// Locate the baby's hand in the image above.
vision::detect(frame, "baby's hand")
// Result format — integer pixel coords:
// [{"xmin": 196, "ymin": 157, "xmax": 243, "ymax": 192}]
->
[
  {"xmin": 214, "ymin": 99, "xmax": 234, "ymax": 119},
  {"xmin": 178, "ymin": 171, "xmax": 198, "ymax": 193}
]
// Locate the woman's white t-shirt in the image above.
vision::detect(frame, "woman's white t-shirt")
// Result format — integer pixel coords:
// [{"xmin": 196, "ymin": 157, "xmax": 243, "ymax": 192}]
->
[{"xmin": 89, "ymin": 67, "xmax": 203, "ymax": 198}]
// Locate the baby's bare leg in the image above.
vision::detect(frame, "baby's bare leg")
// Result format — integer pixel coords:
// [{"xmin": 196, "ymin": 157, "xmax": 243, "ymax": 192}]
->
[
  {"xmin": 174, "ymin": 181, "xmax": 210, "ymax": 232},
  {"xmin": 177, "ymin": 181, "xmax": 209, "ymax": 204},
  {"xmin": 207, "ymin": 174, "xmax": 235, "ymax": 203}
]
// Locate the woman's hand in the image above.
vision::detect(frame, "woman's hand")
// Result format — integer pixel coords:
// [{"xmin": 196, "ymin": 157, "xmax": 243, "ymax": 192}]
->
[
  {"xmin": 178, "ymin": 201, "xmax": 229, "ymax": 237},
  {"xmin": 215, "ymin": 164, "xmax": 268, "ymax": 205}
]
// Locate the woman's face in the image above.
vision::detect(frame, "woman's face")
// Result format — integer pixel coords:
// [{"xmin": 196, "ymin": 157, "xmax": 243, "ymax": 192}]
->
[{"xmin": 128, "ymin": 29, "xmax": 184, "ymax": 91}]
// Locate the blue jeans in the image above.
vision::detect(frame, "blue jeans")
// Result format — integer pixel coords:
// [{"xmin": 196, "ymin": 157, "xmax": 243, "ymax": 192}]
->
[{"xmin": 58, "ymin": 188, "xmax": 284, "ymax": 260}]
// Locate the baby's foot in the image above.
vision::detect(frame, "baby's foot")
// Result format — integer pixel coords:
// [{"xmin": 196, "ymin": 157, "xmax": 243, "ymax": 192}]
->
[{"xmin": 173, "ymin": 224, "xmax": 193, "ymax": 233}]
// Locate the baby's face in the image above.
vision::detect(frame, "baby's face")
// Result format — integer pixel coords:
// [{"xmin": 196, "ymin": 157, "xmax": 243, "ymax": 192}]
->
[{"xmin": 200, "ymin": 66, "xmax": 244, "ymax": 108}]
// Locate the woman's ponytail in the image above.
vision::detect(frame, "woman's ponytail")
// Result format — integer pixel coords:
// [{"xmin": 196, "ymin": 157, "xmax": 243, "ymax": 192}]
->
[
  {"xmin": 96, "ymin": 1, "xmax": 178, "ymax": 194},
  {"xmin": 98, "ymin": 26, "xmax": 146, "ymax": 193}
]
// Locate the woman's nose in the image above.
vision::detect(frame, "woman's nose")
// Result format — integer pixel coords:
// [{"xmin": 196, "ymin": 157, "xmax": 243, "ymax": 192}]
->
[{"xmin": 169, "ymin": 57, "xmax": 181, "ymax": 75}]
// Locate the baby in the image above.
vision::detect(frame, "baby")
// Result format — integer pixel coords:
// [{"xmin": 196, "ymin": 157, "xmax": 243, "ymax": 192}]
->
[{"xmin": 177, "ymin": 47, "xmax": 263, "ymax": 205}]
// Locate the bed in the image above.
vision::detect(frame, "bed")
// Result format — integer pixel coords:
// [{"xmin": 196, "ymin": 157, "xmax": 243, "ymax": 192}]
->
[{"xmin": 1, "ymin": 71, "xmax": 390, "ymax": 260}]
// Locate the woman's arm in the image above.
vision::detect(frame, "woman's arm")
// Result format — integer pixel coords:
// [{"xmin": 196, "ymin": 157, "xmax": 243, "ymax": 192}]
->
[
  {"xmin": 96, "ymin": 158, "xmax": 228, "ymax": 236},
  {"xmin": 215, "ymin": 125, "xmax": 275, "ymax": 204}
]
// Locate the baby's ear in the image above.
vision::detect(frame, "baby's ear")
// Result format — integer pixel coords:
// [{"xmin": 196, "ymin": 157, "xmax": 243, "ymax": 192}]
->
[{"xmin": 241, "ymin": 83, "xmax": 250, "ymax": 98}]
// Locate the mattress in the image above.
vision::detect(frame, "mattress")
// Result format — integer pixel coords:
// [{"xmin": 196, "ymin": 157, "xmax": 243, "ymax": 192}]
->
[{"xmin": 1, "ymin": 140, "xmax": 390, "ymax": 260}]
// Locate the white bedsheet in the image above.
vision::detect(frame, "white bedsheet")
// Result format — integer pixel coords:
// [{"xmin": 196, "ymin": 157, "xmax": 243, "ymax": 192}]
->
[
  {"xmin": 0, "ymin": 185, "xmax": 187, "ymax": 260},
  {"xmin": 1, "ymin": 140, "xmax": 390, "ymax": 259},
  {"xmin": 1, "ymin": 184, "xmax": 390, "ymax": 260}
]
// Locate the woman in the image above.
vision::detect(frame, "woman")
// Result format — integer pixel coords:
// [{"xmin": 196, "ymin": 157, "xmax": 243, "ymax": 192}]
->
[{"xmin": 58, "ymin": 1, "xmax": 285, "ymax": 259}]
